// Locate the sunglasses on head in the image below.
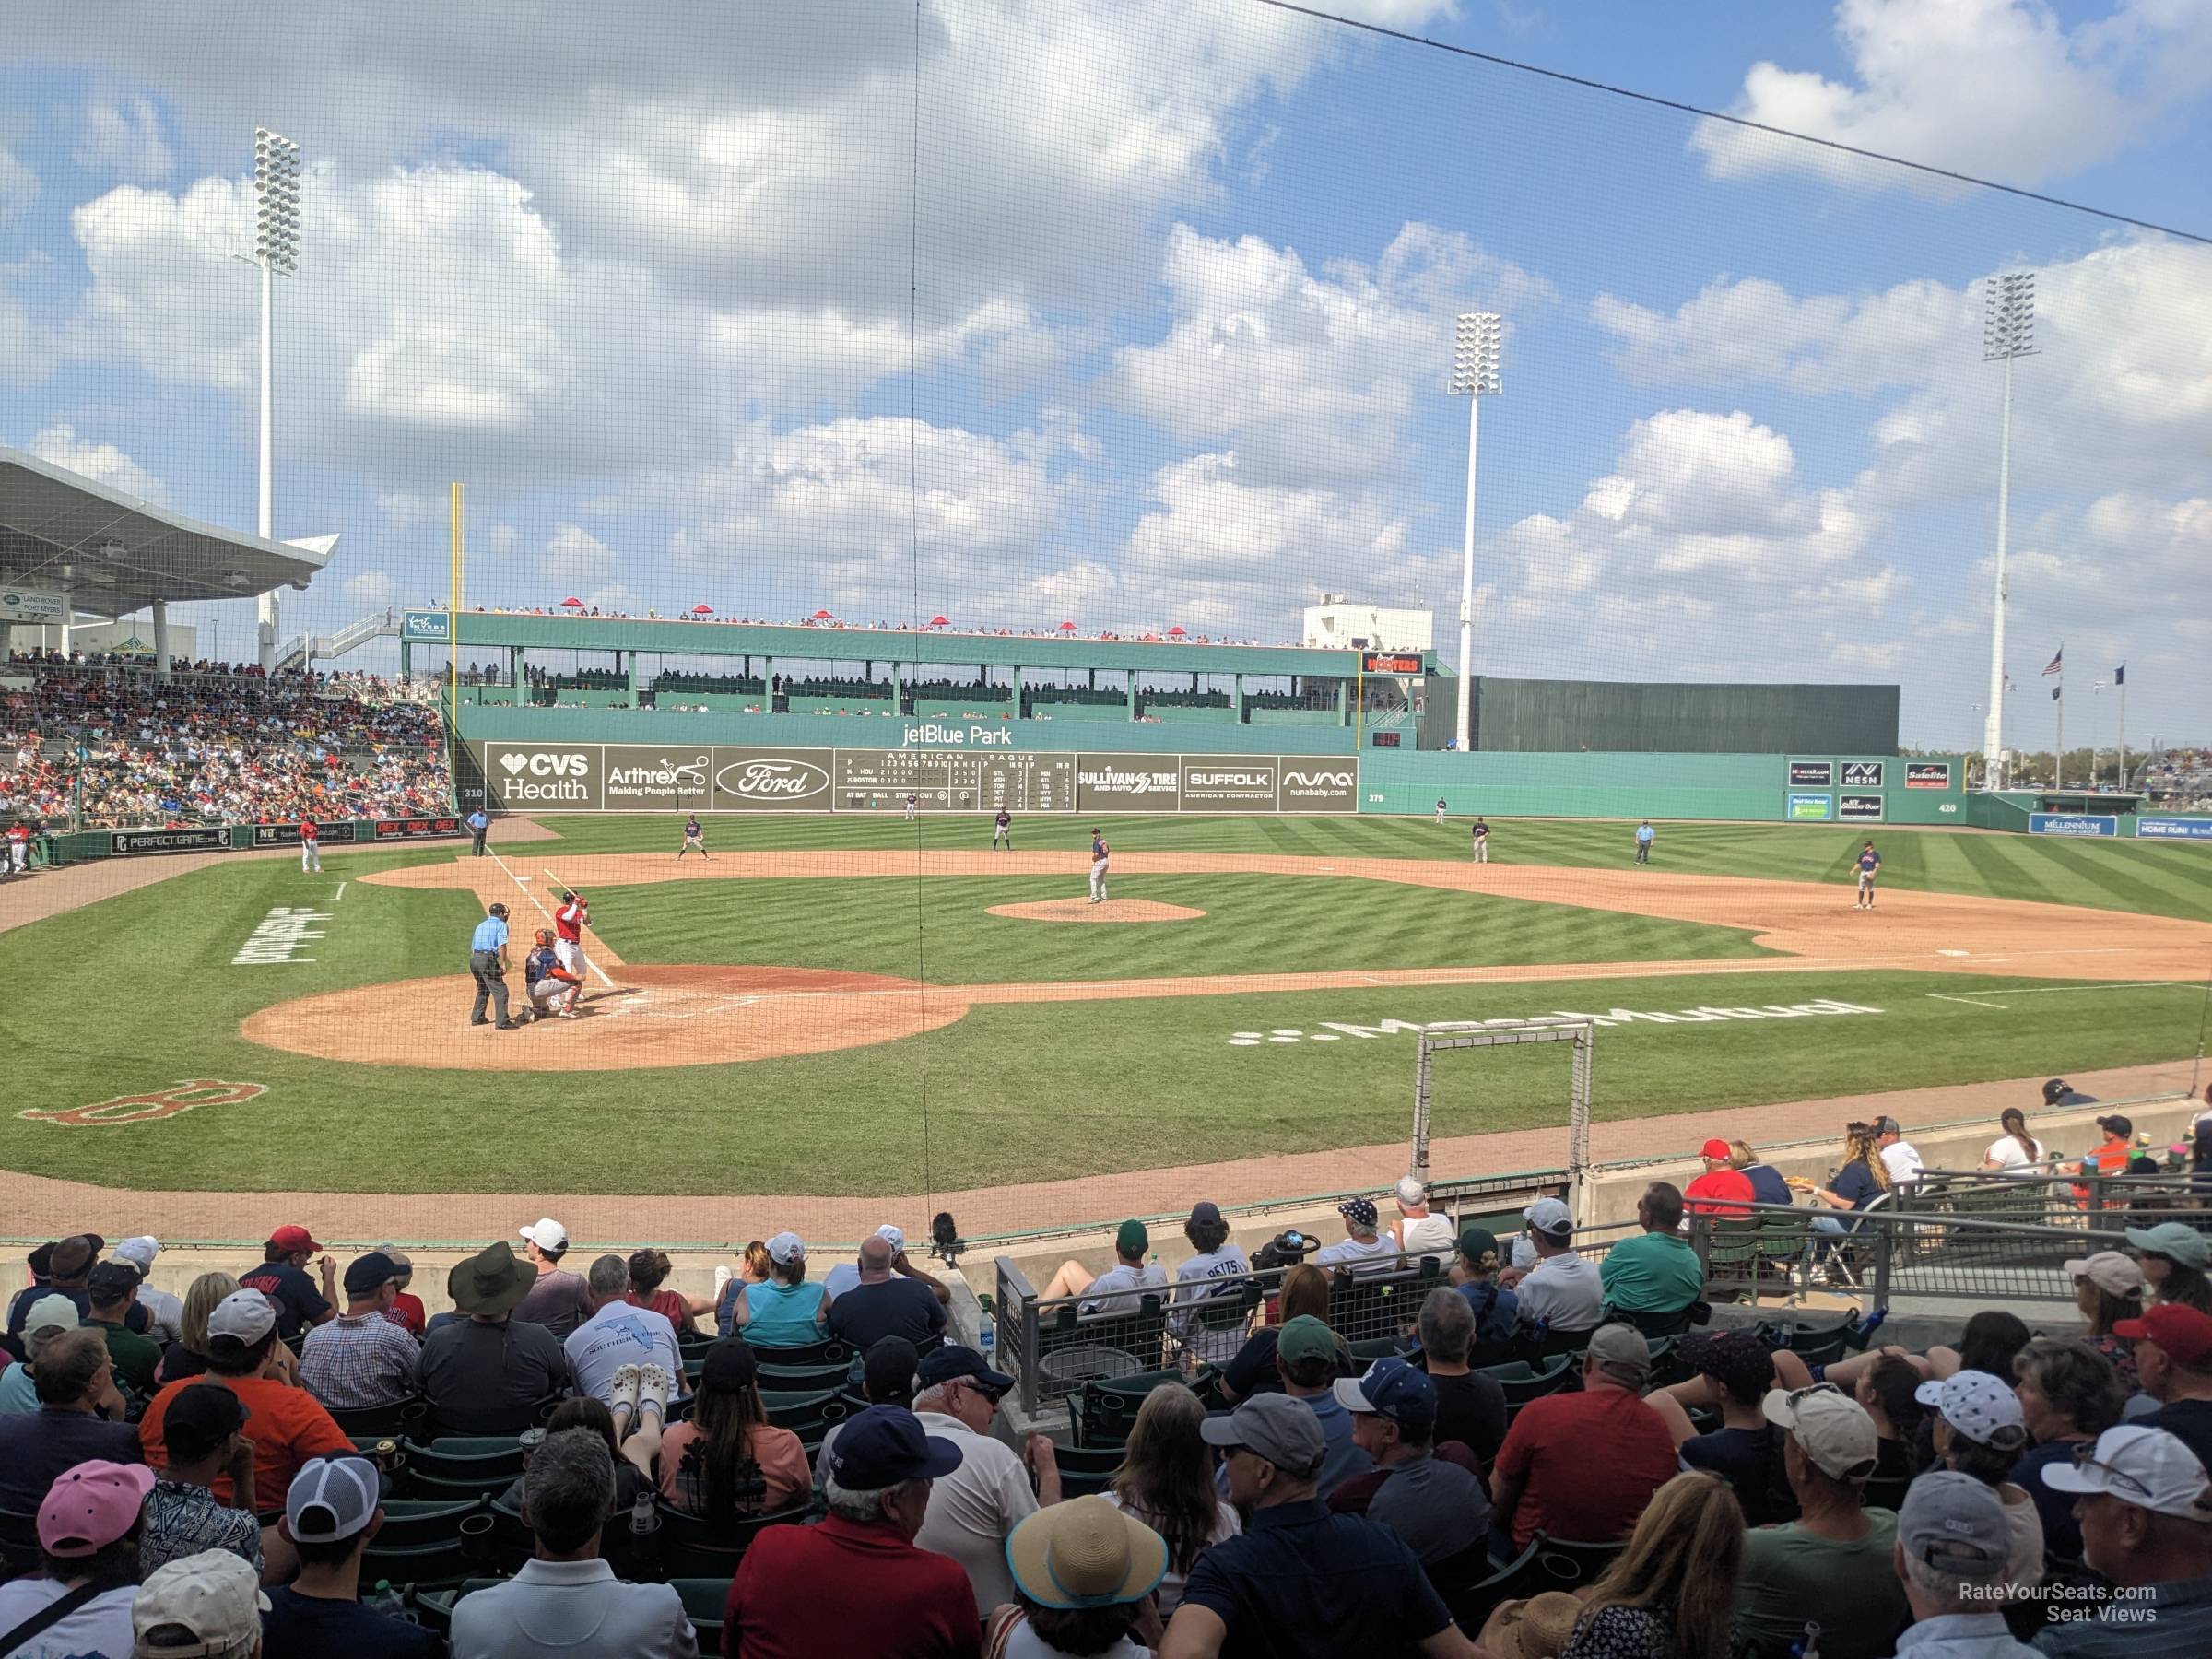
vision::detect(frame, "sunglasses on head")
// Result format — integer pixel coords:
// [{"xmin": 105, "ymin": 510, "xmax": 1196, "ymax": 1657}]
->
[{"xmin": 2068, "ymin": 1441, "xmax": 2156, "ymax": 1501}]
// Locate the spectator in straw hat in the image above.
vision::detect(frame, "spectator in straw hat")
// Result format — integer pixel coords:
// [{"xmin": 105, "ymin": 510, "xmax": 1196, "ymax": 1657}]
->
[
  {"xmin": 1890, "ymin": 1473, "xmax": 2039, "ymax": 1658},
  {"xmin": 2037, "ymin": 1424, "xmax": 2212, "ymax": 1653},
  {"xmin": 420, "ymin": 1241, "xmax": 572, "ymax": 1434},
  {"xmin": 0, "ymin": 1460, "xmax": 153, "ymax": 1655},
  {"xmin": 986, "ymin": 1494, "xmax": 1170, "ymax": 1657},
  {"xmin": 1477, "ymin": 1591, "xmax": 1583, "ymax": 1659}
]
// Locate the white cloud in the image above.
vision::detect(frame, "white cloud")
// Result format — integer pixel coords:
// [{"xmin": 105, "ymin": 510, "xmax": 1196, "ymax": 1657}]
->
[
  {"xmin": 1113, "ymin": 222, "xmax": 1552, "ymax": 488},
  {"xmin": 74, "ymin": 95, "xmax": 174, "ymax": 182},
  {"xmin": 700, "ymin": 295, "xmax": 1053, "ymax": 408},
  {"xmin": 1690, "ymin": 0, "xmax": 2212, "ymax": 191},
  {"xmin": 343, "ymin": 569, "xmax": 396, "ymax": 605},
  {"xmin": 1487, "ymin": 408, "xmax": 1896, "ymax": 676},
  {"xmin": 1592, "ymin": 241, "xmax": 2212, "ymax": 508},
  {"xmin": 1118, "ymin": 451, "xmax": 1421, "ymax": 630},
  {"xmin": 0, "ymin": 145, "xmax": 35, "ymax": 224},
  {"xmin": 27, "ymin": 423, "xmax": 164, "ymax": 500},
  {"xmin": 543, "ymin": 523, "xmax": 618, "ymax": 590},
  {"xmin": 375, "ymin": 490, "xmax": 445, "ymax": 528}
]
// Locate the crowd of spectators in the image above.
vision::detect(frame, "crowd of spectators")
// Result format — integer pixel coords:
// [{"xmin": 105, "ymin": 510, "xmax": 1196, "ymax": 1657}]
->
[
  {"xmin": 2138, "ymin": 748, "xmax": 2212, "ymax": 811},
  {"xmin": 428, "ymin": 599, "xmax": 1297, "ymax": 650},
  {"xmin": 5, "ymin": 1092, "xmax": 2212, "ymax": 1658},
  {"xmin": 0, "ymin": 653, "xmax": 448, "ymax": 830}
]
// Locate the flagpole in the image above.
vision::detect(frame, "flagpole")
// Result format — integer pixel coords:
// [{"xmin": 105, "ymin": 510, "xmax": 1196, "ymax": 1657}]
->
[
  {"xmin": 2055, "ymin": 666, "xmax": 2064, "ymax": 793},
  {"xmin": 2118, "ymin": 672, "xmax": 2127, "ymax": 791}
]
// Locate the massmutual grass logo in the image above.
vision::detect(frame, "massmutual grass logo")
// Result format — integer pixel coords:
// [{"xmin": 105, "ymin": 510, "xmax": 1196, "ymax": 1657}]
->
[
  {"xmin": 1227, "ymin": 997, "xmax": 1882, "ymax": 1045},
  {"xmin": 21, "ymin": 1080, "xmax": 269, "ymax": 1127}
]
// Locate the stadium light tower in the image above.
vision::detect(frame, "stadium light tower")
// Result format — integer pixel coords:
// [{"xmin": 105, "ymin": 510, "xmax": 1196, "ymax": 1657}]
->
[
  {"xmin": 1980, "ymin": 271, "xmax": 2034, "ymax": 789},
  {"xmin": 1449, "ymin": 312, "xmax": 1501, "ymax": 755},
  {"xmin": 252, "ymin": 127, "xmax": 301, "ymax": 671}
]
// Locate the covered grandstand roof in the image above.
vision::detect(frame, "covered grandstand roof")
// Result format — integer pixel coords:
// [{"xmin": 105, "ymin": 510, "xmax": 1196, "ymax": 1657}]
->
[{"xmin": 0, "ymin": 444, "xmax": 332, "ymax": 619}]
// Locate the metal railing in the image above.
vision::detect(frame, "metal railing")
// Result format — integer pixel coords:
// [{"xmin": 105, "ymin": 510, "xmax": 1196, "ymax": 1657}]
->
[{"xmin": 993, "ymin": 1199, "xmax": 2187, "ymax": 1412}]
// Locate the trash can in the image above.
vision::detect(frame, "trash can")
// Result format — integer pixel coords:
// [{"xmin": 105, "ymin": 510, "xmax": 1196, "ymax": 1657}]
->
[{"xmin": 1038, "ymin": 1345, "xmax": 1142, "ymax": 1390}]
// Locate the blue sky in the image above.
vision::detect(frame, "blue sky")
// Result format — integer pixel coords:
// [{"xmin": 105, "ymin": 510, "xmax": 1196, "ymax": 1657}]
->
[{"xmin": 2, "ymin": 0, "xmax": 2207, "ymax": 747}]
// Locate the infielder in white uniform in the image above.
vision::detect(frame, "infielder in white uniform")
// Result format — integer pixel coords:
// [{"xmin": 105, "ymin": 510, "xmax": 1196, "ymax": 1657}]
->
[
  {"xmin": 992, "ymin": 809, "xmax": 1012, "ymax": 849},
  {"xmin": 1088, "ymin": 828, "xmax": 1110, "ymax": 903},
  {"xmin": 903, "ymin": 793, "xmax": 918, "ymax": 821},
  {"xmin": 1434, "ymin": 797, "xmax": 1447, "ymax": 827},
  {"xmin": 299, "ymin": 819, "xmax": 322, "ymax": 874}
]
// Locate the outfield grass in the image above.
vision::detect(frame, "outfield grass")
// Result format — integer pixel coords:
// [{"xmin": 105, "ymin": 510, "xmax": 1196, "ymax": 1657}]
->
[
  {"xmin": 530, "ymin": 812, "xmax": 2212, "ymax": 923},
  {"xmin": 2, "ymin": 814, "xmax": 2206, "ymax": 1198},
  {"xmin": 599, "ymin": 873, "xmax": 1771, "ymax": 981}
]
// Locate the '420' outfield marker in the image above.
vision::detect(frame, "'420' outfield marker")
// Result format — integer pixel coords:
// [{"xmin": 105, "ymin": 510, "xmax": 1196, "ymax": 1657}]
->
[{"xmin": 1227, "ymin": 996, "xmax": 1883, "ymax": 1045}]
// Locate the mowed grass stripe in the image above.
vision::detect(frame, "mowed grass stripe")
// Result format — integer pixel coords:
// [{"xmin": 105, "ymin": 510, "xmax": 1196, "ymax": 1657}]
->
[
  {"xmin": 519, "ymin": 813, "xmax": 2212, "ymax": 921},
  {"xmin": 593, "ymin": 872, "xmax": 1771, "ymax": 982}
]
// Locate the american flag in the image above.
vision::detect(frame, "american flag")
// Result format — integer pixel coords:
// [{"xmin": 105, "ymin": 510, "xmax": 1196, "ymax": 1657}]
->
[{"xmin": 2042, "ymin": 647, "xmax": 2063, "ymax": 676}]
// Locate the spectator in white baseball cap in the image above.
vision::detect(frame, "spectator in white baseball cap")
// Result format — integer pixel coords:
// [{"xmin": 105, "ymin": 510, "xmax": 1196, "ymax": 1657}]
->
[
  {"xmin": 113, "ymin": 1238, "xmax": 184, "ymax": 1347},
  {"xmin": 132, "ymin": 1547, "xmax": 270, "ymax": 1659},
  {"xmin": 1914, "ymin": 1371, "xmax": 2042, "ymax": 1590},
  {"xmin": 1390, "ymin": 1178, "xmax": 1457, "ymax": 1262},
  {"xmin": 1889, "ymin": 1472, "xmax": 2037, "ymax": 1657},
  {"xmin": 2039, "ymin": 1424, "xmax": 2212, "ymax": 1653},
  {"xmin": 1500, "ymin": 1198, "xmax": 1603, "ymax": 1336},
  {"xmin": 730, "ymin": 1231, "xmax": 830, "ymax": 1349},
  {"xmin": 263, "ymin": 1454, "xmax": 442, "ymax": 1657},
  {"xmin": 515, "ymin": 1217, "xmax": 594, "ymax": 1341}
]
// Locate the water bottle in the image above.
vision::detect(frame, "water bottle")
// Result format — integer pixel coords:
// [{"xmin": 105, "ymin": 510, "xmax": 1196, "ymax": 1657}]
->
[
  {"xmin": 977, "ymin": 1323, "xmax": 995, "ymax": 1359},
  {"xmin": 629, "ymin": 1489, "xmax": 664, "ymax": 1583},
  {"xmin": 1792, "ymin": 1620, "xmax": 1822, "ymax": 1659}
]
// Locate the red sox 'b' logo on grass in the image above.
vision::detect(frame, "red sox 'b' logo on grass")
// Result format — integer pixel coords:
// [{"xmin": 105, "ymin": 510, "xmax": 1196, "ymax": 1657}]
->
[{"xmin": 21, "ymin": 1079, "xmax": 268, "ymax": 1127}]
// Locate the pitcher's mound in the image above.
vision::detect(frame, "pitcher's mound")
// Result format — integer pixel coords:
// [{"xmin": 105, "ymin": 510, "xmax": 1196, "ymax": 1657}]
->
[
  {"xmin": 240, "ymin": 966, "xmax": 969, "ymax": 1071},
  {"xmin": 988, "ymin": 899, "xmax": 1206, "ymax": 924}
]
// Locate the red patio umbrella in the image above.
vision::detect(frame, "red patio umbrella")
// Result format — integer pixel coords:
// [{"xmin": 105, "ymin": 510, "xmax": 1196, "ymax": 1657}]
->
[
  {"xmin": 813, "ymin": 608, "xmax": 833, "ymax": 619},
  {"xmin": 1057, "ymin": 620, "xmax": 1077, "ymax": 631},
  {"xmin": 1167, "ymin": 625, "xmax": 1187, "ymax": 637},
  {"xmin": 690, "ymin": 604, "xmax": 714, "ymax": 614},
  {"xmin": 929, "ymin": 615, "xmax": 948, "ymax": 628},
  {"xmin": 560, "ymin": 596, "xmax": 584, "ymax": 608}
]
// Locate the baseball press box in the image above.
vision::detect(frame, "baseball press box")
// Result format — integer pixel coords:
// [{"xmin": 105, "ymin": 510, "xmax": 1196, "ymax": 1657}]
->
[{"xmin": 470, "ymin": 740, "xmax": 1359, "ymax": 814}]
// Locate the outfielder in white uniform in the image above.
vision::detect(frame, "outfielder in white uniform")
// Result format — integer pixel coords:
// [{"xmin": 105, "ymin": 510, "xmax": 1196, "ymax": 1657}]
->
[
  {"xmin": 904, "ymin": 793, "xmax": 918, "ymax": 821},
  {"xmin": 554, "ymin": 890, "xmax": 594, "ymax": 992},
  {"xmin": 1088, "ymin": 829, "xmax": 1110, "ymax": 903},
  {"xmin": 299, "ymin": 819, "xmax": 321, "ymax": 874},
  {"xmin": 1434, "ymin": 797, "xmax": 1447, "ymax": 827}
]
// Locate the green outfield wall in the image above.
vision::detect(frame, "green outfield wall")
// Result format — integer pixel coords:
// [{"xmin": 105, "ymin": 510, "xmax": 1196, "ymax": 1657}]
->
[
  {"xmin": 1462, "ymin": 678, "xmax": 1900, "ymax": 756},
  {"xmin": 1359, "ymin": 749, "xmax": 1968, "ymax": 825}
]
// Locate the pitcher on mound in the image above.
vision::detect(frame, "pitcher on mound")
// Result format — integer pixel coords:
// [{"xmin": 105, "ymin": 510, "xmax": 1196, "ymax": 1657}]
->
[{"xmin": 554, "ymin": 889, "xmax": 594, "ymax": 998}]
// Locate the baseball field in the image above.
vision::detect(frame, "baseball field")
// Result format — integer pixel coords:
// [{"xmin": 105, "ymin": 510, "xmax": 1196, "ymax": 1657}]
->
[{"xmin": 4, "ymin": 814, "xmax": 2208, "ymax": 1206}]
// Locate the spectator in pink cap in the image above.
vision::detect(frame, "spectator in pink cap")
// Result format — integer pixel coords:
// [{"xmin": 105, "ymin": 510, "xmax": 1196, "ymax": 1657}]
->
[{"xmin": 0, "ymin": 1458, "xmax": 155, "ymax": 1655}]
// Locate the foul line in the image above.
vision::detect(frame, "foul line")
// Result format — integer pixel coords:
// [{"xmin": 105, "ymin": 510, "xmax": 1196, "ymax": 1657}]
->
[
  {"xmin": 539, "ymin": 864, "xmax": 621, "ymax": 986},
  {"xmin": 1928, "ymin": 981, "xmax": 2198, "ymax": 1011},
  {"xmin": 333, "ymin": 883, "xmax": 346, "ymax": 902},
  {"xmin": 481, "ymin": 849, "xmax": 618, "ymax": 988}
]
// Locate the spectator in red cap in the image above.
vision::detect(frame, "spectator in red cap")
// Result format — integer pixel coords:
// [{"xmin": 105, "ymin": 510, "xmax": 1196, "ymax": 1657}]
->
[
  {"xmin": 2119, "ymin": 1302, "xmax": 2212, "ymax": 1472},
  {"xmin": 0, "ymin": 1459, "xmax": 154, "ymax": 1654},
  {"xmin": 1685, "ymin": 1139, "xmax": 1757, "ymax": 1218},
  {"xmin": 238, "ymin": 1225, "xmax": 336, "ymax": 1341}
]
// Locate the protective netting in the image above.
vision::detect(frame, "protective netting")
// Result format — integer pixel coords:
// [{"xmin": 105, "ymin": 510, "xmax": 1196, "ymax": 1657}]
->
[{"xmin": 1, "ymin": 3, "xmax": 2206, "ymax": 1264}]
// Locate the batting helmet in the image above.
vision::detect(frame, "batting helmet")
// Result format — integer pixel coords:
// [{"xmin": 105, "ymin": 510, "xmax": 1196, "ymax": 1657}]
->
[{"xmin": 562, "ymin": 890, "xmax": 578, "ymax": 903}]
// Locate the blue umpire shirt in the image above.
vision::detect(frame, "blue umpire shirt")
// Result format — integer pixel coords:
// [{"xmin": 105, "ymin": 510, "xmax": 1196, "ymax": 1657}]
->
[{"xmin": 470, "ymin": 915, "xmax": 509, "ymax": 953}]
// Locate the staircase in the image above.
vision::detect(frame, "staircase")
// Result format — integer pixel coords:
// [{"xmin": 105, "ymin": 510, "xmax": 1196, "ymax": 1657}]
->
[{"xmin": 274, "ymin": 607, "xmax": 401, "ymax": 673}]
